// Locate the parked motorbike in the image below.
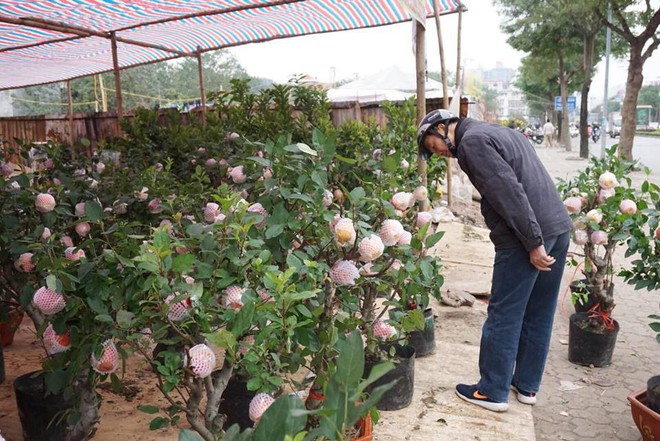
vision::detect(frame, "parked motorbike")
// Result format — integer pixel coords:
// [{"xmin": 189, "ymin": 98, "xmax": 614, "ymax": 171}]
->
[
  {"xmin": 530, "ymin": 132, "xmax": 544, "ymax": 144},
  {"xmin": 591, "ymin": 126, "xmax": 601, "ymax": 143}
]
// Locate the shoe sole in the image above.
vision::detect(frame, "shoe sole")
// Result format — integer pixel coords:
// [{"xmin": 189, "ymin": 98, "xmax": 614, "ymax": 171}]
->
[
  {"xmin": 510, "ymin": 385, "xmax": 537, "ymax": 405},
  {"xmin": 455, "ymin": 389, "xmax": 509, "ymax": 412}
]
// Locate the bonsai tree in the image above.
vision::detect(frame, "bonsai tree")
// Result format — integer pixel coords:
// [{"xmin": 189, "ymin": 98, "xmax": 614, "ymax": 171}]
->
[{"xmin": 559, "ymin": 146, "xmax": 660, "ymax": 330}]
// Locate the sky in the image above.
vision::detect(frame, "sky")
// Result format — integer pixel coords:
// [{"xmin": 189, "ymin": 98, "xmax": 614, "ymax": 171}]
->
[{"xmin": 227, "ymin": 1, "xmax": 660, "ymax": 103}]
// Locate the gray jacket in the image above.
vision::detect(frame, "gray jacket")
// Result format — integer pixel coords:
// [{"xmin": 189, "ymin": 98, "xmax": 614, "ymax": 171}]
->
[{"xmin": 454, "ymin": 118, "xmax": 572, "ymax": 251}]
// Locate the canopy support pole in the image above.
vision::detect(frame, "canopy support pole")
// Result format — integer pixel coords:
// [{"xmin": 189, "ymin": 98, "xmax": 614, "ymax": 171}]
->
[
  {"xmin": 415, "ymin": 21, "xmax": 428, "ymax": 212},
  {"xmin": 433, "ymin": 0, "xmax": 452, "ymax": 208},
  {"xmin": 196, "ymin": 49, "xmax": 207, "ymax": 127},
  {"xmin": 456, "ymin": 1, "xmax": 463, "ymax": 91},
  {"xmin": 67, "ymin": 79, "xmax": 74, "ymax": 149},
  {"xmin": 110, "ymin": 32, "xmax": 123, "ymax": 134}
]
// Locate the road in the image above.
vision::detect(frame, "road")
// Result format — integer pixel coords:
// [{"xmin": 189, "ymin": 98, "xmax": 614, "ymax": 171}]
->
[{"xmin": 574, "ymin": 134, "xmax": 660, "ymax": 172}]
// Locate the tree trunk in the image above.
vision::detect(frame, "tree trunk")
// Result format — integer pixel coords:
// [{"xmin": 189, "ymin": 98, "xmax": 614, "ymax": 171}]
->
[
  {"xmin": 66, "ymin": 373, "xmax": 100, "ymax": 441},
  {"xmin": 618, "ymin": 46, "xmax": 644, "ymax": 160},
  {"xmin": 579, "ymin": 34, "xmax": 595, "ymax": 159}
]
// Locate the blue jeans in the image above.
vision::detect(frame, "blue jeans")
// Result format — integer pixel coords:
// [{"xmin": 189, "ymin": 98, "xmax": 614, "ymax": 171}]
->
[{"xmin": 476, "ymin": 231, "xmax": 570, "ymax": 402}]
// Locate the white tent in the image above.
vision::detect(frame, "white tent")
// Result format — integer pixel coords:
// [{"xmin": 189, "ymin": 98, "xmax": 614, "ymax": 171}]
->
[
  {"xmin": 326, "ymin": 88, "xmax": 413, "ymax": 104},
  {"xmin": 336, "ymin": 65, "xmax": 443, "ymax": 93}
]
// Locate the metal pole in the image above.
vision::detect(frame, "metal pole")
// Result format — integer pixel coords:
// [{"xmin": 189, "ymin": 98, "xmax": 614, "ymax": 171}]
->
[{"xmin": 600, "ymin": 3, "xmax": 612, "ymax": 158}]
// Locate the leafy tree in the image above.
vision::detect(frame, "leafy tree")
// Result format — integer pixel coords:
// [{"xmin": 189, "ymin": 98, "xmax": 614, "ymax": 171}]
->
[
  {"xmin": 515, "ymin": 54, "xmax": 560, "ymax": 124},
  {"xmin": 597, "ymin": 0, "xmax": 660, "ymax": 160},
  {"xmin": 637, "ymin": 84, "xmax": 660, "ymax": 121}
]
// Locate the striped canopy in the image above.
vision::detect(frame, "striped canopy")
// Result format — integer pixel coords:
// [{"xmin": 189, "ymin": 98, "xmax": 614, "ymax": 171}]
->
[{"xmin": 0, "ymin": 0, "xmax": 462, "ymax": 91}]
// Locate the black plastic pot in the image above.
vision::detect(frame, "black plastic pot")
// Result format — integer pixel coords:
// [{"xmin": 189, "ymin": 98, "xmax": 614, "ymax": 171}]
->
[
  {"xmin": 407, "ymin": 308, "xmax": 436, "ymax": 357},
  {"xmin": 570, "ymin": 280, "xmax": 598, "ymax": 313},
  {"xmin": 217, "ymin": 376, "xmax": 257, "ymax": 430},
  {"xmin": 364, "ymin": 344, "xmax": 415, "ymax": 411},
  {"xmin": 568, "ymin": 312, "xmax": 620, "ymax": 367},
  {"xmin": 14, "ymin": 371, "xmax": 73, "ymax": 441},
  {"xmin": 647, "ymin": 375, "xmax": 660, "ymax": 413}
]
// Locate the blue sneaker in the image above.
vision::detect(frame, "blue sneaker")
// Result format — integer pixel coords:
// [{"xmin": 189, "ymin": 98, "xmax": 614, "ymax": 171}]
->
[
  {"xmin": 455, "ymin": 384, "xmax": 508, "ymax": 412},
  {"xmin": 511, "ymin": 384, "xmax": 537, "ymax": 405}
]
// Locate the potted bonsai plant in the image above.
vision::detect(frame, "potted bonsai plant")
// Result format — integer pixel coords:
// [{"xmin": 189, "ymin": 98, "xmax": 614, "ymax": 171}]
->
[{"xmin": 559, "ymin": 146, "xmax": 660, "ymax": 367}]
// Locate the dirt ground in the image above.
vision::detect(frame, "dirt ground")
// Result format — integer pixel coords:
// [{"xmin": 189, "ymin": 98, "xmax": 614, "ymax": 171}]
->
[{"xmin": 0, "ymin": 200, "xmax": 487, "ymax": 441}]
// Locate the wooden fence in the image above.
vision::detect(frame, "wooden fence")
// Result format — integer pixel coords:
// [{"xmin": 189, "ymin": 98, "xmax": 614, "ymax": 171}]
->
[{"xmin": 0, "ymin": 97, "xmax": 466, "ymax": 154}]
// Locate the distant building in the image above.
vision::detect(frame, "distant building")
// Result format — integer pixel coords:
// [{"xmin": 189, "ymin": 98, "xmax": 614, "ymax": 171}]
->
[{"xmin": 481, "ymin": 63, "xmax": 529, "ymax": 120}]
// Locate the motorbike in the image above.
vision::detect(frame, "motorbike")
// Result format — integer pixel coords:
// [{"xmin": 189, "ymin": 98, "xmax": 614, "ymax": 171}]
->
[
  {"xmin": 591, "ymin": 126, "xmax": 601, "ymax": 143},
  {"xmin": 530, "ymin": 132, "xmax": 544, "ymax": 145}
]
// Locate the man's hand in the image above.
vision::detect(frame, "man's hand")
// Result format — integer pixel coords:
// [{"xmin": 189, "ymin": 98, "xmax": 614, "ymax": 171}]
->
[{"xmin": 529, "ymin": 245, "xmax": 556, "ymax": 271}]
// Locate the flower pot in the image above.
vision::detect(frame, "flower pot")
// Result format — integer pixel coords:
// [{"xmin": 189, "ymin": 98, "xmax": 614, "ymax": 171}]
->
[
  {"xmin": 647, "ymin": 375, "xmax": 660, "ymax": 413},
  {"xmin": 14, "ymin": 370, "xmax": 74, "ymax": 441},
  {"xmin": 364, "ymin": 344, "xmax": 415, "ymax": 411},
  {"xmin": 0, "ymin": 307, "xmax": 24, "ymax": 346},
  {"xmin": 569, "ymin": 280, "xmax": 598, "ymax": 313},
  {"xmin": 217, "ymin": 376, "xmax": 257, "ymax": 431},
  {"xmin": 628, "ymin": 388, "xmax": 660, "ymax": 441},
  {"xmin": 407, "ymin": 308, "xmax": 436, "ymax": 357},
  {"xmin": 568, "ymin": 312, "xmax": 619, "ymax": 367}
]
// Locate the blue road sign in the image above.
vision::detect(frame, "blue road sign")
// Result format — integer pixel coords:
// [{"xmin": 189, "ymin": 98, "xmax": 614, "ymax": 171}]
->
[{"xmin": 555, "ymin": 96, "xmax": 577, "ymax": 111}]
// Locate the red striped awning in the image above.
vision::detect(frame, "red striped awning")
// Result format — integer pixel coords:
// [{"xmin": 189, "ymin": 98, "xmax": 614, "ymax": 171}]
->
[{"xmin": 0, "ymin": 0, "xmax": 462, "ymax": 91}]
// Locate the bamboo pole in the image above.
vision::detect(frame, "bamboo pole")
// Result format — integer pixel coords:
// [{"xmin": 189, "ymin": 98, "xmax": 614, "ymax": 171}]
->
[
  {"xmin": 67, "ymin": 80, "xmax": 74, "ymax": 148},
  {"xmin": 414, "ymin": 21, "xmax": 428, "ymax": 212},
  {"xmin": 110, "ymin": 32, "xmax": 123, "ymax": 134},
  {"xmin": 433, "ymin": 0, "xmax": 452, "ymax": 208},
  {"xmin": 99, "ymin": 75, "xmax": 108, "ymax": 112},
  {"xmin": 196, "ymin": 49, "xmax": 207, "ymax": 127},
  {"xmin": 456, "ymin": 1, "xmax": 463, "ymax": 91}
]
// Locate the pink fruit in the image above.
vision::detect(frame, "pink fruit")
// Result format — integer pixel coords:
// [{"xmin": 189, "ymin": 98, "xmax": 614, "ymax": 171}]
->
[
  {"xmin": 360, "ymin": 262, "xmax": 375, "ymax": 276},
  {"xmin": 333, "ymin": 218, "xmax": 356, "ymax": 247},
  {"xmin": 262, "ymin": 168, "xmax": 273, "ymax": 180},
  {"xmin": 596, "ymin": 187, "xmax": 615, "ymax": 204},
  {"xmin": 372, "ymin": 149, "xmax": 383, "ymax": 160},
  {"xmin": 43, "ymin": 323, "xmax": 71, "ymax": 355},
  {"xmin": 238, "ymin": 335, "xmax": 255, "ymax": 356},
  {"xmin": 333, "ymin": 189, "xmax": 345, "ymax": 204},
  {"xmin": 65, "ymin": 246, "xmax": 85, "ymax": 261},
  {"xmin": 258, "ymin": 290, "xmax": 272, "ymax": 301},
  {"xmin": 91, "ymin": 340, "xmax": 120, "ymax": 374},
  {"xmin": 397, "ymin": 230, "xmax": 412, "ymax": 245},
  {"xmin": 75, "ymin": 222, "xmax": 91, "ymax": 237},
  {"xmin": 113, "ymin": 201, "xmax": 128, "ymax": 215},
  {"xmin": 655, "ymin": 226, "xmax": 660, "ymax": 241},
  {"xmin": 379, "ymin": 219, "xmax": 405, "ymax": 246},
  {"xmin": 416, "ymin": 211, "xmax": 433, "ymax": 228},
  {"xmin": 148, "ymin": 199, "xmax": 163, "ymax": 214},
  {"xmin": 166, "ymin": 294, "xmax": 192, "ymax": 321},
  {"xmin": 95, "ymin": 162, "xmax": 106, "ymax": 174},
  {"xmin": 330, "ymin": 260, "xmax": 360, "ymax": 286},
  {"xmin": 413, "ymin": 186, "xmax": 428, "ymax": 202},
  {"xmin": 155, "ymin": 163, "xmax": 164, "ymax": 171},
  {"xmin": 135, "ymin": 187, "xmax": 149, "ymax": 201},
  {"xmin": 1, "ymin": 162, "xmax": 13, "ymax": 177},
  {"xmin": 40, "ymin": 227, "xmax": 51, "ymax": 241},
  {"xmin": 358, "ymin": 235, "xmax": 385, "ymax": 262},
  {"xmin": 391, "ymin": 192, "xmax": 414, "ymax": 211},
  {"xmin": 390, "ymin": 259, "xmax": 403, "ymax": 271},
  {"xmin": 590, "ymin": 230, "xmax": 608, "ymax": 246},
  {"xmin": 573, "ymin": 230, "xmax": 588, "ymax": 245},
  {"xmin": 33, "ymin": 287, "xmax": 66, "ymax": 315},
  {"xmin": 229, "ymin": 166, "xmax": 246, "ymax": 184},
  {"xmin": 226, "ymin": 132, "xmax": 240, "ymax": 141},
  {"xmin": 75, "ymin": 202, "xmax": 86, "ymax": 217},
  {"xmin": 586, "ymin": 209, "xmax": 603, "ymax": 224},
  {"xmin": 322, "ymin": 189, "xmax": 333, "ymax": 207},
  {"xmin": 373, "ymin": 319, "xmax": 396, "ymax": 340},
  {"xmin": 563, "ymin": 197, "xmax": 582, "ymax": 214},
  {"xmin": 203, "ymin": 202, "xmax": 225, "ymax": 223},
  {"xmin": 619, "ymin": 199, "xmax": 637, "ymax": 215},
  {"xmin": 197, "ymin": 147, "xmax": 207, "ymax": 154},
  {"xmin": 186, "ymin": 344, "xmax": 216, "ymax": 378},
  {"xmin": 598, "ymin": 172, "xmax": 618, "ymax": 189},
  {"xmin": 247, "ymin": 203, "xmax": 268, "ymax": 228},
  {"xmin": 224, "ymin": 285, "xmax": 245, "ymax": 311},
  {"xmin": 14, "ymin": 252, "xmax": 35, "ymax": 272},
  {"xmin": 35, "ymin": 193, "xmax": 56, "ymax": 213},
  {"xmin": 400, "ymin": 159, "xmax": 410, "ymax": 169},
  {"xmin": 61, "ymin": 235, "xmax": 74, "ymax": 247},
  {"xmin": 205, "ymin": 158, "xmax": 218, "ymax": 168},
  {"xmin": 249, "ymin": 393, "xmax": 275, "ymax": 423}
]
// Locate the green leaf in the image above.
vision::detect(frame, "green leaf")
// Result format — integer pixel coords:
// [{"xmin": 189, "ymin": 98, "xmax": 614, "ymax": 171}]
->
[
  {"xmin": 284, "ymin": 143, "xmax": 318, "ymax": 156},
  {"xmin": 335, "ymin": 154, "xmax": 357, "ymax": 165},
  {"xmin": 172, "ymin": 253, "xmax": 195, "ymax": 274},
  {"xmin": 138, "ymin": 405, "xmax": 160, "ymax": 414},
  {"xmin": 254, "ymin": 395, "xmax": 307, "ymax": 441},
  {"xmin": 116, "ymin": 309, "xmax": 136, "ymax": 328},
  {"xmin": 425, "ymin": 231, "xmax": 445, "ymax": 249},
  {"xmin": 185, "ymin": 223, "xmax": 205, "ymax": 237},
  {"xmin": 248, "ymin": 156, "xmax": 272, "ymax": 167},
  {"xmin": 95, "ymin": 314, "xmax": 113, "ymax": 323},
  {"xmin": 85, "ymin": 199, "xmax": 104, "ymax": 222},
  {"xmin": 87, "ymin": 295, "xmax": 108, "ymax": 315},
  {"xmin": 419, "ymin": 259, "xmax": 434, "ymax": 279},
  {"xmin": 179, "ymin": 429, "xmax": 205, "ymax": 441},
  {"xmin": 265, "ymin": 224, "xmax": 285, "ymax": 239},
  {"xmin": 149, "ymin": 417, "xmax": 170, "ymax": 430},
  {"xmin": 349, "ymin": 187, "xmax": 366, "ymax": 201}
]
